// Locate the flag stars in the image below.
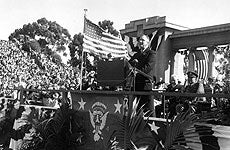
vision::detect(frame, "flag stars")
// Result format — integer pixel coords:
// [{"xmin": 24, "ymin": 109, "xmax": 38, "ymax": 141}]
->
[
  {"xmin": 114, "ymin": 99, "xmax": 122, "ymax": 114},
  {"xmin": 78, "ymin": 98, "xmax": 86, "ymax": 110}
]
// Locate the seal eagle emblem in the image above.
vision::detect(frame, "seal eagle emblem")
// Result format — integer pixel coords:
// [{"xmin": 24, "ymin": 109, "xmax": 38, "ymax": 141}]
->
[{"xmin": 89, "ymin": 102, "xmax": 109, "ymax": 141}]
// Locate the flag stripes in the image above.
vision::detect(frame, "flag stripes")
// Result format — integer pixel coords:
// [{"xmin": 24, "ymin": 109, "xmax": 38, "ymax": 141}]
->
[
  {"xmin": 83, "ymin": 36, "xmax": 127, "ymax": 55},
  {"xmin": 83, "ymin": 18, "xmax": 128, "ymax": 58},
  {"xmin": 84, "ymin": 32, "xmax": 127, "ymax": 52},
  {"xmin": 193, "ymin": 49, "xmax": 209, "ymax": 81}
]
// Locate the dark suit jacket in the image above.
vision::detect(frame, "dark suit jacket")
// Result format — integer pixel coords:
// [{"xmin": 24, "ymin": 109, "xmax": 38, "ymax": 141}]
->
[{"xmin": 129, "ymin": 47, "xmax": 156, "ymax": 91}]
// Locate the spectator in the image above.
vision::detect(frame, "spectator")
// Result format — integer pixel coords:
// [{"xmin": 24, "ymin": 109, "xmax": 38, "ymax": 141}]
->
[{"xmin": 165, "ymin": 76, "xmax": 184, "ymax": 118}]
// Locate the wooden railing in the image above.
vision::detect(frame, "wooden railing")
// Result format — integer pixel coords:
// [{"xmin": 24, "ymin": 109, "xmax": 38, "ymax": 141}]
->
[{"xmin": 3, "ymin": 87, "xmax": 230, "ymax": 118}]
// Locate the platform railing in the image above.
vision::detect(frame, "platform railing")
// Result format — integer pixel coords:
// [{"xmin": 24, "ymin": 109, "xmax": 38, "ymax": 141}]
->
[{"xmin": 4, "ymin": 87, "xmax": 227, "ymax": 118}]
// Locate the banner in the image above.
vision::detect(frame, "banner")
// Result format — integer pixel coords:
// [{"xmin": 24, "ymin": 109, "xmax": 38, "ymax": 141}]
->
[{"xmin": 71, "ymin": 92, "xmax": 126, "ymax": 150}]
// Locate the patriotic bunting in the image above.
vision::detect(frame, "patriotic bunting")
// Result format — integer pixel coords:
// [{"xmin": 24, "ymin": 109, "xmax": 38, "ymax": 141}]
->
[{"xmin": 193, "ymin": 49, "xmax": 209, "ymax": 81}]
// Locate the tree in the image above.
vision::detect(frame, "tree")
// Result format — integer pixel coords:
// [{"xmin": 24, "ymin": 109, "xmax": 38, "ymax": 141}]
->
[
  {"xmin": 68, "ymin": 33, "xmax": 84, "ymax": 67},
  {"xmin": 8, "ymin": 17, "xmax": 71, "ymax": 65},
  {"xmin": 98, "ymin": 20, "xmax": 119, "ymax": 37}
]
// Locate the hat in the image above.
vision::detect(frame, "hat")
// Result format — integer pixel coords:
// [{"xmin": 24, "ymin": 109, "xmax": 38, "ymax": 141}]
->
[{"xmin": 187, "ymin": 71, "xmax": 198, "ymax": 78}]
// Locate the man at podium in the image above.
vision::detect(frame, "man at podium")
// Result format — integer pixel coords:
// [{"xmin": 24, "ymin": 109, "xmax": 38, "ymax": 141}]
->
[{"xmin": 128, "ymin": 34, "xmax": 157, "ymax": 114}]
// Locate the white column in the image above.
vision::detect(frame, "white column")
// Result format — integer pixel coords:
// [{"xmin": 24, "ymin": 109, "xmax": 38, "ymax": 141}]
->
[{"xmin": 208, "ymin": 46, "xmax": 215, "ymax": 78}]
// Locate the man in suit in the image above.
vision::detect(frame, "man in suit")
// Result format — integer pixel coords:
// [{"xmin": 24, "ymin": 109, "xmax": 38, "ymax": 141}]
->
[{"xmin": 128, "ymin": 34, "xmax": 156, "ymax": 114}]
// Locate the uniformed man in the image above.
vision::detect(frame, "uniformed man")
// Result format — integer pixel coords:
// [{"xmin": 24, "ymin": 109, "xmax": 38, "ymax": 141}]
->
[
  {"xmin": 184, "ymin": 71, "xmax": 199, "ymax": 95},
  {"xmin": 179, "ymin": 71, "xmax": 200, "ymax": 113},
  {"xmin": 183, "ymin": 71, "xmax": 211, "ymax": 113}
]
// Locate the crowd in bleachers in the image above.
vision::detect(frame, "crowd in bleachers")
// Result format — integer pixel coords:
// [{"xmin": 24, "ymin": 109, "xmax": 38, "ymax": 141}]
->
[{"xmin": 0, "ymin": 40, "xmax": 80, "ymax": 98}]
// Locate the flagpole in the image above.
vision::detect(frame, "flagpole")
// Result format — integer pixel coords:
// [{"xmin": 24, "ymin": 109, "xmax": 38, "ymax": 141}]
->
[
  {"xmin": 79, "ymin": 9, "xmax": 88, "ymax": 90},
  {"xmin": 79, "ymin": 51, "xmax": 84, "ymax": 90}
]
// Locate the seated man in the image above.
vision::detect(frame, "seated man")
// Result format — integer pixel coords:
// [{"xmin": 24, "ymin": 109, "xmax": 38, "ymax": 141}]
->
[
  {"xmin": 165, "ymin": 76, "xmax": 184, "ymax": 118},
  {"xmin": 182, "ymin": 71, "xmax": 211, "ymax": 113},
  {"xmin": 184, "ymin": 71, "xmax": 199, "ymax": 94}
]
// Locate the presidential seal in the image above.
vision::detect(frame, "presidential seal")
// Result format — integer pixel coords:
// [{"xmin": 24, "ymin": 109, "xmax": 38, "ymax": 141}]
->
[{"xmin": 89, "ymin": 102, "xmax": 109, "ymax": 141}]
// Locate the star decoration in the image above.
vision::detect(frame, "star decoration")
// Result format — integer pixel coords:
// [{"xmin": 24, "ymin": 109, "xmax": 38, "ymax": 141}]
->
[
  {"xmin": 114, "ymin": 99, "xmax": 122, "ymax": 113},
  {"xmin": 148, "ymin": 121, "xmax": 159, "ymax": 133},
  {"xmin": 78, "ymin": 98, "xmax": 86, "ymax": 110}
]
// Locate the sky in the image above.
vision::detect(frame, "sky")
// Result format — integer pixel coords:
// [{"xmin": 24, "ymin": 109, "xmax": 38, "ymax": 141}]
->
[{"xmin": 1, "ymin": 0, "xmax": 230, "ymax": 40}]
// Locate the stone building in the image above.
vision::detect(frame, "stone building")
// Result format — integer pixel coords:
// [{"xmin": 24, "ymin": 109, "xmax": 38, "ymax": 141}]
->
[{"xmin": 120, "ymin": 16, "xmax": 230, "ymax": 84}]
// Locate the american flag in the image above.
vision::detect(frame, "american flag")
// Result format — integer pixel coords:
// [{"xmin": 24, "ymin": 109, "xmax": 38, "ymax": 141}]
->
[
  {"xmin": 83, "ymin": 18, "xmax": 128, "ymax": 58},
  {"xmin": 193, "ymin": 49, "xmax": 209, "ymax": 81}
]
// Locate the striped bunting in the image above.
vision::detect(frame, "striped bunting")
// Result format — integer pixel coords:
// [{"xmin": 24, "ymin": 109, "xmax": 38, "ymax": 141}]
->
[
  {"xmin": 83, "ymin": 18, "xmax": 128, "ymax": 58},
  {"xmin": 193, "ymin": 49, "xmax": 209, "ymax": 81}
]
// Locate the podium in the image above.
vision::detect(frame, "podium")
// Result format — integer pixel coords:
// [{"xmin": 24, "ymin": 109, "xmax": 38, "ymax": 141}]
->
[{"xmin": 97, "ymin": 59, "xmax": 125, "ymax": 87}]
